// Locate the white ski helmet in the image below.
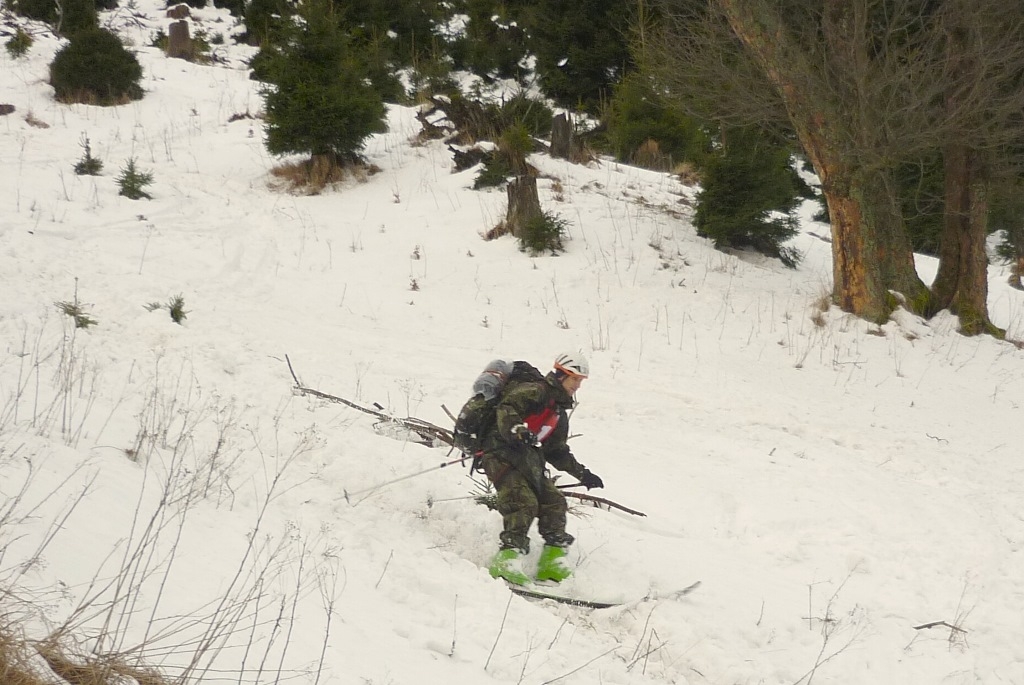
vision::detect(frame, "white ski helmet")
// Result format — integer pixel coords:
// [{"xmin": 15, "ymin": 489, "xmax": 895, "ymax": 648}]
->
[{"xmin": 553, "ymin": 352, "xmax": 590, "ymax": 378}]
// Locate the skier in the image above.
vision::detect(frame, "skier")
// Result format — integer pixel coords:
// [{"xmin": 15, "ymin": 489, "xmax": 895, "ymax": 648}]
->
[{"xmin": 479, "ymin": 352, "xmax": 604, "ymax": 585}]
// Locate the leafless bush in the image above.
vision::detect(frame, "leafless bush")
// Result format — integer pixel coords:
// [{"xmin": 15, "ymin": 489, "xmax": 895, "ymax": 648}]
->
[
  {"xmin": 0, "ymin": 317, "xmax": 98, "ymax": 448},
  {"xmin": 794, "ymin": 570, "xmax": 868, "ymax": 685},
  {"xmin": 0, "ymin": 353, "xmax": 335, "ymax": 684},
  {"xmin": 269, "ymin": 156, "xmax": 382, "ymax": 195}
]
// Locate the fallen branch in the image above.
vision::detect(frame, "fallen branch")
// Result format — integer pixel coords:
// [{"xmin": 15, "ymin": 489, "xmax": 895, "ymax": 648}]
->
[
  {"xmin": 913, "ymin": 621, "xmax": 967, "ymax": 634},
  {"xmin": 565, "ymin": 491, "xmax": 646, "ymax": 517},
  {"xmin": 286, "ymin": 355, "xmax": 455, "ymax": 447}
]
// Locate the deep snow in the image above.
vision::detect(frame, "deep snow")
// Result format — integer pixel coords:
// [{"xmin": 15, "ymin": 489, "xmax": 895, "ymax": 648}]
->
[{"xmin": 2, "ymin": 4, "xmax": 1024, "ymax": 684}]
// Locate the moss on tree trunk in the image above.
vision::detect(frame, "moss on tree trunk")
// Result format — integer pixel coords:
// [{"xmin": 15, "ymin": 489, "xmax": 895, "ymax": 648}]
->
[{"xmin": 929, "ymin": 146, "xmax": 1000, "ymax": 336}]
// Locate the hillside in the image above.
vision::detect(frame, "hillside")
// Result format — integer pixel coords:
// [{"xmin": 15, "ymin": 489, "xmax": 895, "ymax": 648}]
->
[{"xmin": 2, "ymin": 4, "xmax": 1024, "ymax": 684}]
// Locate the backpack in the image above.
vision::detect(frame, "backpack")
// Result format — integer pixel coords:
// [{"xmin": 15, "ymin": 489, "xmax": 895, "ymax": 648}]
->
[{"xmin": 453, "ymin": 360, "xmax": 545, "ymax": 456}]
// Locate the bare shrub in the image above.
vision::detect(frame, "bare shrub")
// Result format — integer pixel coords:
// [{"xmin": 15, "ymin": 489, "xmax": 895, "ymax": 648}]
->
[
  {"xmin": 36, "ymin": 640, "xmax": 168, "ymax": 685},
  {"xmin": 270, "ymin": 155, "xmax": 381, "ymax": 194},
  {"xmin": 1, "ymin": 321, "xmax": 334, "ymax": 685},
  {"xmin": 631, "ymin": 139, "xmax": 673, "ymax": 171},
  {"xmin": 484, "ymin": 221, "xmax": 511, "ymax": 241},
  {"xmin": 673, "ymin": 161, "xmax": 702, "ymax": 186},
  {"xmin": 0, "ymin": 618, "xmax": 50, "ymax": 685},
  {"xmin": 810, "ymin": 294, "xmax": 831, "ymax": 328},
  {"xmin": 0, "ymin": 398, "xmax": 328, "ymax": 685}
]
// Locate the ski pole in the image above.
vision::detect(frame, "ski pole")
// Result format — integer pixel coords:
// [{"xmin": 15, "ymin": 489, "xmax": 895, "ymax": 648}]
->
[{"xmin": 343, "ymin": 454, "xmax": 471, "ymax": 504}]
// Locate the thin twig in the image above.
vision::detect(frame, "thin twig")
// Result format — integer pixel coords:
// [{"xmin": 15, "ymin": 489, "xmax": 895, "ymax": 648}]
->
[
  {"xmin": 631, "ymin": 605, "xmax": 658, "ymax": 662},
  {"xmin": 314, "ymin": 566, "xmax": 337, "ymax": 685},
  {"xmin": 375, "ymin": 550, "xmax": 394, "ymax": 589},
  {"xmin": 449, "ymin": 595, "xmax": 457, "ymax": 657},
  {"xmin": 541, "ymin": 645, "xmax": 619, "ymax": 684},
  {"xmin": 485, "ymin": 593, "xmax": 514, "ymax": 671}
]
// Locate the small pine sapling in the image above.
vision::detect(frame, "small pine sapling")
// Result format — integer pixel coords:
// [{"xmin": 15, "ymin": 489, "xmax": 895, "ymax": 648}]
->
[
  {"xmin": 55, "ymin": 299, "xmax": 97, "ymax": 328},
  {"xmin": 518, "ymin": 211, "xmax": 567, "ymax": 255},
  {"xmin": 74, "ymin": 135, "xmax": 103, "ymax": 175},
  {"xmin": 117, "ymin": 158, "xmax": 153, "ymax": 199},
  {"xmin": 144, "ymin": 296, "xmax": 188, "ymax": 323},
  {"xmin": 5, "ymin": 28, "xmax": 34, "ymax": 58},
  {"xmin": 167, "ymin": 294, "xmax": 188, "ymax": 324}
]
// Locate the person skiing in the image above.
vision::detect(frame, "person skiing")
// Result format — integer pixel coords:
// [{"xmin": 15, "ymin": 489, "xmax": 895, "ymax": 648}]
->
[{"xmin": 479, "ymin": 352, "xmax": 604, "ymax": 585}]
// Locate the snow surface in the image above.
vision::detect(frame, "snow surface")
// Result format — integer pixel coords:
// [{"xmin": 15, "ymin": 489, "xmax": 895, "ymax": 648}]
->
[{"xmin": 3, "ymin": 4, "xmax": 1024, "ymax": 684}]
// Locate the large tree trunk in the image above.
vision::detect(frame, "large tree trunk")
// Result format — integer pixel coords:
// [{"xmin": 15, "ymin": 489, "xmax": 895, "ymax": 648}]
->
[
  {"xmin": 811, "ymin": 151, "xmax": 926, "ymax": 319},
  {"xmin": 929, "ymin": 147, "xmax": 999, "ymax": 334},
  {"xmin": 718, "ymin": 0, "xmax": 928, "ymax": 322},
  {"xmin": 927, "ymin": 14, "xmax": 999, "ymax": 337}
]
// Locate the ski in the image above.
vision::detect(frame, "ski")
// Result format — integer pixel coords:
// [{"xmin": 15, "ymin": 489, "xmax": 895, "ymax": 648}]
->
[
  {"xmin": 506, "ymin": 583, "xmax": 621, "ymax": 609},
  {"xmin": 506, "ymin": 580, "xmax": 701, "ymax": 609},
  {"xmin": 662, "ymin": 580, "xmax": 702, "ymax": 599}
]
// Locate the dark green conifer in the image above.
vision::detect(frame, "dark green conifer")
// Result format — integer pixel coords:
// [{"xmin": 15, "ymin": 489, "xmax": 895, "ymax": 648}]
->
[
  {"xmin": 49, "ymin": 28, "xmax": 143, "ymax": 105},
  {"xmin": 695, "ymin": 128, "xmax": 805, "ymax": 268},
  {"xmin": 260, "ymin": 0, "xmax": 387, "ymax": 163}
]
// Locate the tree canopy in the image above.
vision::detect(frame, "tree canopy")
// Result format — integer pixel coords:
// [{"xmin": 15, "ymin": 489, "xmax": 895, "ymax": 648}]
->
[{"xmin": 260, "ymin": 0, "xmax": 388, "ymax": 163}]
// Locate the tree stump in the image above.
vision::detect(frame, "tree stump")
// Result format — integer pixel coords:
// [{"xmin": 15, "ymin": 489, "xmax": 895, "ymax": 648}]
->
[
  {"xmin": 506, "ymin": 175, "xmax": 542, "ymax": 238},
  {"xmin": 167, "ymin": 20, "xmax": 192, "ymax": 59},
  {"xmin": 550, "ymin": 113, "xmax": 572, "ymax": 159}
]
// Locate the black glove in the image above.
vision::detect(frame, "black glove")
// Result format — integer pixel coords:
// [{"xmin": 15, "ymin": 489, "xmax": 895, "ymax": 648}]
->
[
  {"xmin": 510, "ymin": 424, "xmax": 538, "ymax": 447},
  {"xmin": 579, "ymin": 470, "xmax": 604, "ymax": 490}
]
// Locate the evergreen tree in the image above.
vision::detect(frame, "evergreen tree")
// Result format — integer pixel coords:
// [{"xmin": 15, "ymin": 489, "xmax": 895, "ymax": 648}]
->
[
  {"xmin": 695, "ymin": 127, "xmax": 804, "ymax": 268},
  {"xmin": 58, "ymin": 0, "xmax": 98, "ymax": 37},
  {"xmin": 243, "ymin": 0, "xmax": 293, "ymax": 46},
  {"xmin": 339, "ymin": 0, "xmax": 444, "ymax": 66},
  {"xmin": 50, "ymin": 28, "xmax": 143, "ymax": 105},
  {"xmin": 605, "ymin": 73, "xmax": 710, "ymax": 167},
  {"xmin": 450, "ymin": 0, "xmax": 529, "ymax": 83},
  {"xmin": 12, "ymin": 0, "xmax": 96, "ymax": 36},
  {"xmin": 260, "ymin": 0, "xmax": 388, "ymax": 163},
  {"xmin": 511, "ymin": 0, "xmax": 633, "ymax": 112},
  {"xmin": 990, "ymin": 178, "xmax": 1024, "ymax": 286}
]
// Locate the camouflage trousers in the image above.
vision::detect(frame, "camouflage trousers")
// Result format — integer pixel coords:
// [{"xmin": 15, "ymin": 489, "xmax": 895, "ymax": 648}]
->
[{"xmin": 479, "ymin": 453, "xmax": 575, "ymax": 553}]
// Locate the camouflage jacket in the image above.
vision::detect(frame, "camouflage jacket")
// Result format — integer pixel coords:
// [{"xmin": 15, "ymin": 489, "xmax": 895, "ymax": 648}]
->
[{"xmin": 480, "ymin": 372, "xmax": 588, "ymax": 490}]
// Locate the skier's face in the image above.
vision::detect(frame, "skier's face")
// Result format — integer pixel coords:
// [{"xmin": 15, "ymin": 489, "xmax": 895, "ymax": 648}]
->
[{"xmin": 561, "ymin": 374, "xmax": 585, "ymax": 396}]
